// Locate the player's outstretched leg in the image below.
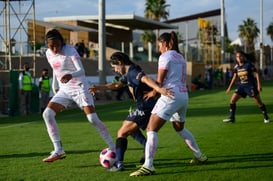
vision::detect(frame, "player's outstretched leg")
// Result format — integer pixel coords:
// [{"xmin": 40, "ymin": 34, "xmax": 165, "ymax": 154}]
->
[
  {"xmin": 42, "ymin": 107, "xmax": 66, "ymax": 162},
  {"xmin": 131, "ymin": 129, "xmax": 146, "ymax": 163},
  {"xmin": 223, "ymin": 103, "xmax": 236, "ymax": 123},
  {"xmin": 86, "ymin": 113, "xmax": 115, "ymax": 150},
  {"xmin": 259, "ymin": 104, "xmax": 270, "ymax": 123},
  {"xmin": 177, "ymin": 128, "xmax": 208, "ymax": 164},
  {"xmin": 108, "ymin": 137, "xmax": 127, "ymax": 172}
]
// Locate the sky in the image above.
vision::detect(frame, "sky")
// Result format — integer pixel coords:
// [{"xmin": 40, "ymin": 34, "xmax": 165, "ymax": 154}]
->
[{"xmin": 35, "ymin": 0, "xmax": 273, "ymax": 46}]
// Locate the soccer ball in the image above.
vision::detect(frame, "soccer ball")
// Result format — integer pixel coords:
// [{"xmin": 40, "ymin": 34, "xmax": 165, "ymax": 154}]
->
[{"xmin": 99, "ymin": 148, "xmax": 116, "ymax": 168}]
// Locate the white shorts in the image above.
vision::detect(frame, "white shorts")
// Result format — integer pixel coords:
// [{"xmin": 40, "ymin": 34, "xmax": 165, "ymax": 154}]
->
[
  {"xmin": 151, "ymin": 87, "xmax": 188, "ymax": 122},
  {"xmin": 50, "ymin": 87, "xmax": 94, "ymax": 109}
]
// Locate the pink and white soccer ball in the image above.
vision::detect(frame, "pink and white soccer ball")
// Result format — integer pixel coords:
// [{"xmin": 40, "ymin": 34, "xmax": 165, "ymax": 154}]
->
[{"xmin": 99, "ymin": 148, "xmax": 116, "ymax": 168}]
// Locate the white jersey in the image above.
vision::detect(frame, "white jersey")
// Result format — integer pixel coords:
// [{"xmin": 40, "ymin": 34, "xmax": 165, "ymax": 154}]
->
[
  {"xmin": 152, "ymin": 50, "xmax": 188, "ymax": 122},
  {"xmin": 46, "ymin": 44, "xmax": 93, "ymax": 108},
  {"xmin": 46, "ymin": 44, "xmax": 88, "ymax": 92},
  {"xmin": 158, "ymin": 50, "xmax": 187, "ymax": 92}
]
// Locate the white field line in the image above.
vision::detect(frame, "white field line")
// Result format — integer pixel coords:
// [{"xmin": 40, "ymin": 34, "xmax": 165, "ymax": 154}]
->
[
  {"xmin": 0, "ymin": 112, "xmax": 83, "ymax": 129},
  {"xmin": 0, "ymin": 121, "xmax": 37, "ymax": 129}
]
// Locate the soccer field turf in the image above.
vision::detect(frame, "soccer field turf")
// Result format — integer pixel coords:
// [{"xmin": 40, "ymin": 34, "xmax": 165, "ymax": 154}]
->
[{"xmin": 1, "ymin": 81, "xmax": 273, "ymax": 180}]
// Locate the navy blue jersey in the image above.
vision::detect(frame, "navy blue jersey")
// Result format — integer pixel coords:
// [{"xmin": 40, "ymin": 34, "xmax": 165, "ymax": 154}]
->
[
  {"xmin": 233, "ymin": 61, "xmax": 259, "ymax": 98},
  {"xmin": 120, "ymin": 64, "xmax": 157, "ymax": 111},
  {"xmin": 233, "ymin": 61, "xmax": 257, "ymax": 86}
]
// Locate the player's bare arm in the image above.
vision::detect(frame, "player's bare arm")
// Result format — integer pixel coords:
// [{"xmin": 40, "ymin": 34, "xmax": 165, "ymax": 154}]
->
[
  {"xmin": 140, "ymin": 75, "xmax": 173, "ymax": 99},
  {"xmin": 89, "ymin": 82, "xmax": 124, "ymax": 94},
  {"xmin": 254, "ymin": 71, "xmax": 262, "ymax": 91}
]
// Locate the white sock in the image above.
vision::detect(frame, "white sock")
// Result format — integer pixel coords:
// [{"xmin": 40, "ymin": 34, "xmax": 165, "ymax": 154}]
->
[
  {"xmin": 86, "ymin": 113, "xmax": 115, "ymax": 151},
  {"xmin": 42, "ymin": 107, "xmax": 62, "ymax": 152},
  {"xmin": 53, "ymin": 142, "xmax": 63, "ymax": 153},
  {"xmin": 177, "ymin": 128, "xmax": 202, "ymax": 158},
  {"xmin": 143, "ymin": 131, "xmax": 158, "ymax": 168}
]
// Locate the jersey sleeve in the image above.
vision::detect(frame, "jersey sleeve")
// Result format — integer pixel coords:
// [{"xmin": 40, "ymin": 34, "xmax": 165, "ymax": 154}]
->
[
  {"xmin": 158, "ymin": 55, "xmax": 169, "ymax": 70},
  {"xmin": 127, "ymin": 65, "xmax": 145, "ymax": 86},
  {"xmin": 133, "ymin": 66, "xmax": 145, "ymax": 83},
  {"xmin": 233, "ymin": 64, "xmax": 238, "ymax": 74},
  {"xmin": 52, "ymin": 71, "xmax": 59, "ymax": 94},
  {"xmin": 70, "ymin": 47, "xmax": 85, "ymax": 77}
]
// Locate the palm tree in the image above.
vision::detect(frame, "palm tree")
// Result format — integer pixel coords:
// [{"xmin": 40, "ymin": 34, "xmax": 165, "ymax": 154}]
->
[
  {"xmin": 238, "ymin": 18, "xmax": 260, "ymax": 53},
  {"xmin": 144, "ymin": 0, "xmax": 170, "ymax": 21},
  {"xmin": 140, "ymin": 30, "xmax": 156, "ymax": 49},
  {"xmin": 266, "ymin": 21, "xmax": 273, "ymax": 42},
  {"xmin": 142, "ymin": 0, "xmax": 170, "ymax": 52}
]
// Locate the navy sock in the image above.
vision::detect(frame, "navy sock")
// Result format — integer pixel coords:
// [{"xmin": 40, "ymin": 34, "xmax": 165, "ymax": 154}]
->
[
  {"xmin": 229, "ymin": 103, "xmax": 236, "ymax": 120},
  {"xmin": 116, "ymin": 137, "xmax": 128, "ymax": 162},
  {"xmin": 260, "ymin": 104, "xmax": 269, "ymax": 119},
  {"xmin": 131, "ymin": 129, "xmax": 146, "ymax": 147}
]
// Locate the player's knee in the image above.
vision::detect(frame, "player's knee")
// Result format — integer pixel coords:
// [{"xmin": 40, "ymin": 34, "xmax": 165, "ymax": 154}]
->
[
  {"xmin": 172, "ymin": 122, "xmax": 184, "ymax": 131},
  {"xmin": 42, "ymin": 107, "xmax": 56, "ymax": 120},
  {"xmin": 174, "ymin": 127, "xmax": 183, "ymax": 132},
  {"xmin": 117, "ymin": 128, "xmax": 129, "ymax": 138},
  {"xmin": 86, "ymin": 113, "xmax": 101, "ymax": 125}
]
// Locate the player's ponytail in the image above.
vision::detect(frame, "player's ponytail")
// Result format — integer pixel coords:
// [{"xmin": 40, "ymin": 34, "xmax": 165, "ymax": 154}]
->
[
  {"xmin": 158, "ymin": 31, "xmax": 180, "ymax": 53},
  {"xmin": 170, "ymin": 31, "xmax": 180, "ymax": 53}
]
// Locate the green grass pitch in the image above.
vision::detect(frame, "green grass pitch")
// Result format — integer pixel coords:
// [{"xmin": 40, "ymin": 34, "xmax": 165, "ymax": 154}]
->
[{"xmin": 1, "ymin": 81, "xmax": 273, "ymax": 180}]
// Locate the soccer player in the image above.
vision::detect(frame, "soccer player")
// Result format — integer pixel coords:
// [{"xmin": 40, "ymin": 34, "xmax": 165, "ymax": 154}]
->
[
  {"xmin": 130, "ymin": 31, "xmax": 207, "ymax": 177},
  {"xmin": 42, "ymin": 29, "xmax": 115, "ymax": 162},
  {"xmin": 90, "ymin": 52, "xmax": 173, "ymax": 171},
  {"xmin": 223, "ymin": 50, "xmax": 270, "ymax": 123}
]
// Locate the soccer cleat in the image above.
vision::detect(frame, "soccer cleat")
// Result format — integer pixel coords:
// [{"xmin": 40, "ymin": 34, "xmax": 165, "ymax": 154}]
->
[
  {"xmin": 43, "ymin": 150, "xmax": 66, "ymax": 162},
  {"xmin": 223, "ymin": 118, "xmax": 235, "ymax": 123},
  {"xmin": 264, "ymin": 118, "xmax": 270, "ymax": 124},
  {"xmin": 129, "ymin": 166, "xmax": 155, "ymax": 177},
  {"xmin": 108, "ymin": 165, "xmax": 124, "ymax": 172},
  {"xmin": 190, "ymin": 154, "xmax": 208, "ymax": 165},
  {"xmin": 108, "ymin": 162, "xmax": 124, "ymax": 172}
]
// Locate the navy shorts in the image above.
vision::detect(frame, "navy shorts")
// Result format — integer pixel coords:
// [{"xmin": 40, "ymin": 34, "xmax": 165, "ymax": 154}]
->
[
  {"xmin": 126, "ymin": 108, "xmax": 152, "ymax": 130},
  {"xmin": 235, "ymin": 84, "xmax": 259, "ymax": 98}
]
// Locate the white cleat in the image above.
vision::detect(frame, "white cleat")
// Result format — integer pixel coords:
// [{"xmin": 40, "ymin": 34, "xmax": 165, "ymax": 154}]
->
[{"xmin": 264, "ymin": 119, "xmax": 270, "ymax": 124}]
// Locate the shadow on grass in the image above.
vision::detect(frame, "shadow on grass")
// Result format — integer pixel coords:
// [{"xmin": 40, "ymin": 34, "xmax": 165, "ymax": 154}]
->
[
  {"xmin": 123, "ymin": 152, "xmax": 273, "ymax": 175},
  {"xmin": 208, "ymin": 152, "xmax": 273, "ymax": 164}
]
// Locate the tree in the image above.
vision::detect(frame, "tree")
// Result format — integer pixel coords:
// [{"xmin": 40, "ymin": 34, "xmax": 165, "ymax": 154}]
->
[
  {"xmin": 144, "ymin": 0, "xmax": 170, "ymax": 21},
  {"xmin": 142, "ymin": 0, "xmax": 170, "ymax": 52},
  {"xmin": 266, "ymin": 21, "xmax": 273, "ymax": 42},
  {"xmin": 140, "ymin": 30, "xmax": 156, "ymax": 49},
  {"xmin": 238, "ymin": 18, "xmax": 260, "ymax": 53}
]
